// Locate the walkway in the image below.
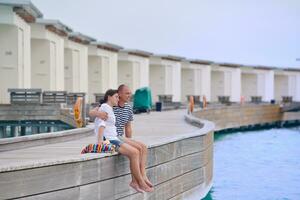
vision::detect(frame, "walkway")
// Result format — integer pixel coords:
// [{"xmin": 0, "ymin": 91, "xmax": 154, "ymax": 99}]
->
[{"xmin": 0, "ymin": 109, "xmax": 201, "ymax": 172}]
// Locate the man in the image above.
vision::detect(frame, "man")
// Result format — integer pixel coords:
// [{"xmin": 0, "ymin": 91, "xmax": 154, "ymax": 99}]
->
[{"xmin": 89, "ymin": 84, "xmax": 153, "ymax": 192}]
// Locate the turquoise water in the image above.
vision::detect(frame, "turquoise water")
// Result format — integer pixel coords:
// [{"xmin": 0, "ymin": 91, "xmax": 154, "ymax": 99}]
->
[
  {"xmin": 203, "ymin": 127, "xmax": 300, "ymax": 200},
  {"xmin": 0, "ymin": 120, "xmax": 73, "ymax": 139}
]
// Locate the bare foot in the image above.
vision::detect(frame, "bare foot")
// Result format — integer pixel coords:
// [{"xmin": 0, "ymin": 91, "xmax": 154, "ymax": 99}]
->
[
  {"xmin": 144, "ymin": 177, "xmax": 153, "ymax": 188},
  {"xmin": 140, "ymin": 183, "xmax": 154, "ymax": 193},
  {"xmin": 129, "ymin": 182, "xmax": 144, "ymax": 193}
]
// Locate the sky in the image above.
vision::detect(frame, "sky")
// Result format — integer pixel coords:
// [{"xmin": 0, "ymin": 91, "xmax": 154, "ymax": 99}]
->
[{"xmin": 31, "ymin": 0, "xmax": 300, "ymax": 68}]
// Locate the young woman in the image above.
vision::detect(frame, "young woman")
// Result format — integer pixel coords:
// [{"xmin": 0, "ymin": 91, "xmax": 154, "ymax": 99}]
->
[{"xmin": 95, "ymin": 89, "xmax": 153, "ymax": 193}]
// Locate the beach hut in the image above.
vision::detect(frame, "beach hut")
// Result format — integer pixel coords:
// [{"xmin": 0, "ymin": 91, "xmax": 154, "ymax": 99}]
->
[
  {"xmin": 30, "ymin": 19, "xmax": 71, "ymax": 91},
  {"xmin": 149, "ymin": 55, "xmax": 184, "ymax": 103},
  {"xmin": 210, "ymin": 63, "xmax": 241, "ymax": 103},
  {"xmin": 88, "ymin": 41, "xmax": 123, "ymax": 103},
  {"xmin": 274, "ymin": 68, "xmax": 300, "ymax": 103},
  {"xmin": 64, "ymin": 32, "xmax": 96, "ymax": 101},
  {"xmin": 181, "ymin": 59, "xmax": 212, "ymax": 102},
  {"xmin": 0, "ymin": 0, "xmax": 42, "ymax": 103},
  {"xmin": 118, "ymin": 49, "xmax": 152, "ymax": 93},
  {"xmin": 241, "ymin": 65, "xmax": 274, "ymax": 102}
]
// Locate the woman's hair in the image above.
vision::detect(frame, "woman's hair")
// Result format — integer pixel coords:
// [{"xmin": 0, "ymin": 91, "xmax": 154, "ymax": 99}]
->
[{"xmin": 100, "ymin": 89, "xmax": 118, "ymax": 105}]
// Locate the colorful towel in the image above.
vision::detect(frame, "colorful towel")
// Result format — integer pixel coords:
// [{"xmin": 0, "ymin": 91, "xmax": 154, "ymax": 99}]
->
[{"xmin": 81, "ymin": 143, "xmax": 116, "ymax": 154}]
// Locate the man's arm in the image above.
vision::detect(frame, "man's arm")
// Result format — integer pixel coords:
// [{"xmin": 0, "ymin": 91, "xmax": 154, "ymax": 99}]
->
[
  {"xmin": 89, "ymin": 107, "xmax": 108, "ymax": 120},
  {"xmin": 124, "ymin": 122, "xmax": 132, "ymax": 138}
]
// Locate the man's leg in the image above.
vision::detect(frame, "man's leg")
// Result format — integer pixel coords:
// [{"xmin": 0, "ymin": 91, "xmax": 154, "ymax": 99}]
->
[
  {"xmin": 118, "ymin": 143, "xmax": 153, "ymax": 192},
  {"xmin": 123, "ymin": 137, "xmax": 153, "ymax": 187}
]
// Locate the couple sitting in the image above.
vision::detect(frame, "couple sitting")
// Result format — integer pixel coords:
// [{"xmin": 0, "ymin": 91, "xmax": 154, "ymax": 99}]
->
[{"xmin": 89, "ymin": 85, "xmax": 153, "ymax": 193}]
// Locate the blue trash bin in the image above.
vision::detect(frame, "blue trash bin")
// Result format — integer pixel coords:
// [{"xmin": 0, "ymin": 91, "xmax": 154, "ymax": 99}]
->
[{"xmin": 156, "ymin": 102, "xmax": 162, "ymax": 111}]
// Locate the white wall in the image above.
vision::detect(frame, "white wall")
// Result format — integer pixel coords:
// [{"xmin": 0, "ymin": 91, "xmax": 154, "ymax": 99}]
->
[
  {"xmin": 0, "ymin": 24, "xmax": 18, "ymax": 103},
  {"xmin": 274, "ymin": 74, "xmax": 288, "ymax": 101},
  {"xmin": 181, "ymin": 62, "xmax": 210, "ymax": 102},
  {"xmin": 118, "ymin": 60, "xmax": 133, "ymax": 90},
  {"xmin": 274, "ymin": 71, "xmax": 300, "ymax": 102},
  {"xmin": 211, "ymin": 66, "xmax": 241, "ymax": 102},
  {"xmin": 211, "ymin": 71, "xmax": 224, "ymax": 102},
  {"xmin": 241, "ymin": 73, "xmax": 257, "ymax": 101},
  {"xmin": 0, "ymin": 6, "xmax": 31, "ymax": 103},
  {"xmin": 88, "ymin": 56, "xmax": 102, "ymax": 102},
  {"xmin": 264, "ymin": 70, "xmax": 274, "ymax": 102},
  {"xmin": 230, "ymin": 68, "xmax": 241, "ymax": 102},
  {"xmin": 31, "ymin": 39, "xmax": 50, "ymax": 90},
  {"xmin": 31, "ymin": 24, "xmax": 65, "ymax": 91},
  {"xmin": 295, "ymin": 74, "xmax": 300, "ymax": 102},
  {"xmin": 88, "ymin": 46, "xmax": 118, "ymax": 102},
  {"xmin": 118, "ymin": 53, "xmax": 149, "ymax": 93},
  {"xmin": 64, "ymin": 39, "xmax": 88, "ymax": 99},
  {"xmin": 149, "ymin": 64, "xmax": 165, "ymax": 102},
  {"xmin": 170, "ymin": 61, "xmax": 181, "ymax": 102},
  {"xmin": 181, "ymin": 68, "xmax": 195, "ymax": 102}
]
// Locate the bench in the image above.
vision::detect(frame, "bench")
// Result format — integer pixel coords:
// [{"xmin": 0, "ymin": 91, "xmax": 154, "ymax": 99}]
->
[
  {"xmin": 158, "ymin": 95, "xmax": 173, "ymax": 103},
  {"xmin": 218, "ymin": 96, "xmax": 230, "ymax": 104},
  {"xmin": 251, "ymin": 96, "xmax": 262, "ymax": 103},
  {"xmin": 8, "ymin": 88, "xmax": 42, "ymax": 104},
  {"xmin": 67, "ymin": 93, "xmax": 86, "ymax": 105},
  {"xmin": 282, "ymin": 96, "xmax": 293, "ymax": 103},
  {"xmin": 43, "ymin": 91, "xmax": 67, "ymax": 104}
]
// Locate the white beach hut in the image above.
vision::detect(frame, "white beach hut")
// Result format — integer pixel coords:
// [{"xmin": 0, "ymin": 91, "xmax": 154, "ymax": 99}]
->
[
  {"xmin": 30, "ymin": 19, "xmax": 71, "ymax": 91},
  {"xmin": 149, "ymin": 55, "xmax": 184, "ymax": 103},
  {"xmin": 0, "ymin": 0, "xmax": 42, "ymax": 103},
  {"xmin": 181, "ymin": 59, "xmax": 213, "ymax": 102},
  {"xmin": 241, "ymin": 65, "xmax": 274, "ymax": 102},
  {"xmin": 274, "ymin": 68, "xmax": 300, "ymax": 102},
  {"xmin": 88, "ymin": 41, "xmax": 123, "ymax": 103},
  {"xmin": 118, "ymin": 49, "xmax": 152, "ymax": 93},
  {"xmin": 210, "ymin": 63, "xmax": 241, "ymax": 103},
  {"xmin": 64, "ymin": 32, "xmax": 96, "ymax": 101}
]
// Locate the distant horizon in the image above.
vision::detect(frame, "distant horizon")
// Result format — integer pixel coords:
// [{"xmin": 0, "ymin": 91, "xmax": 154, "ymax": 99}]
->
[{"xmin": 31, "ymin": 0, "xmax": 300, "ymax": 68}]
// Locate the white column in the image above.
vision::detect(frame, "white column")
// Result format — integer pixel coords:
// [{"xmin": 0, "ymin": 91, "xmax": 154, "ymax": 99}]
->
[
  {"xmin": 200, "ymin": 65, "xmax": 211, "ymax": 101},
  {"xmin": 139, "ymin": 59, "xmax": 149, "ymax": 88},
  {"xmin": 231, "ymin": 68, "xmax": 241, "ymax": 102},
  {"xmin": 172, "ymin": 63, "xmax": 181, "ymax": 102},
  {"xmin": 264, "ymin": 70, "xmax": 274, "ymax": 101},
  {"xmin": 295, "ymin": 74, "xmax": 300, "ymax": 101},
  {"xmin": 224, "ymin": 71, "xmax": 231, "ymax": 97}
]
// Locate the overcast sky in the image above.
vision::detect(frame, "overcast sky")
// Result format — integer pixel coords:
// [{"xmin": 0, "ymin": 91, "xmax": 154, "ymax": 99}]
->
[{"xmin": 31, "ymin": 0, "xmax": 300, "ymax": 68}]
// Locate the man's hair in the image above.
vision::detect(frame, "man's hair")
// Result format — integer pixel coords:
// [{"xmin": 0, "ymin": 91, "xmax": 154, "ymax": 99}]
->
[{"xmin": 118, "ymin": 84, "xmax": 127, "ymax": 92}]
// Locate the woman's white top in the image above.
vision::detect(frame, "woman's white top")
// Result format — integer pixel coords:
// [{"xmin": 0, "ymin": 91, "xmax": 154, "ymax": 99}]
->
[{"xmin": 94, "ymin": 103, "xmax": 118, "ymax": 140}]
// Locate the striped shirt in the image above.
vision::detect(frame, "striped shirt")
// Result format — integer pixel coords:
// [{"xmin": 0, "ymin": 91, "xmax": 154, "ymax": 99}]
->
[{"xmin": 113, "ymin": 103, "xmax": 133, "ymax": 136}]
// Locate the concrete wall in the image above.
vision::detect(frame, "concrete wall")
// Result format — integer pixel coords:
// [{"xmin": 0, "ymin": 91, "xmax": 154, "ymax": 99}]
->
[
  {"xmin": 193, "ymin": 104, "xmax": 282, "ymax": 131},
  {"xmin": 0, "ymin": 124, "xmax": 214, "ymax": 200},
  {"xmin": 0, "ymin": 5, "xmax": 31, "ymax": 103},
  {"xmin": 88, "ymin": 46, "xmax": 118, "ymax": 103},
  {"xmin": 31, "ymin": 24, "xmax": 65, "ymax": 91}
]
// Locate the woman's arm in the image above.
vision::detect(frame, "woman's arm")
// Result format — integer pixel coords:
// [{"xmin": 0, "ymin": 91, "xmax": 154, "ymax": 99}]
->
[{"xmin": 97, "ymin": 126, "xmax": 105, "ymax": 144}]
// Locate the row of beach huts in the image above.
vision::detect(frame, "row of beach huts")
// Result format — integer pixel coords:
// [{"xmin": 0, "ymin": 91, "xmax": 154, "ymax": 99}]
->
[{"xmin": 1, "ymin": 0, "xmax": 300, "ymax": 105}]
